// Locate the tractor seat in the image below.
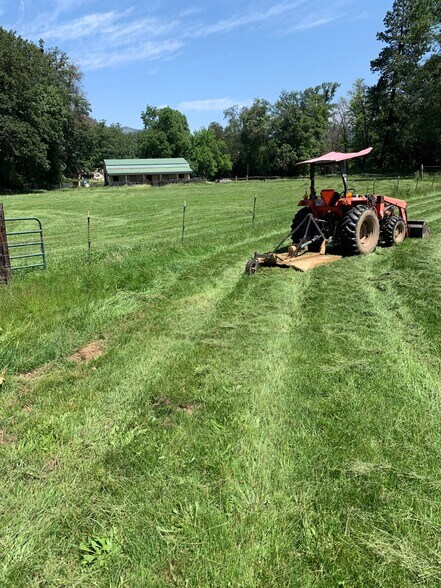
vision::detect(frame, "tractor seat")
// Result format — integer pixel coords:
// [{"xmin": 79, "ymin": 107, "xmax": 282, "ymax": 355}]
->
[{"xmin": 320, "ymin": 189, "xmax": 340, "ymax": 206}]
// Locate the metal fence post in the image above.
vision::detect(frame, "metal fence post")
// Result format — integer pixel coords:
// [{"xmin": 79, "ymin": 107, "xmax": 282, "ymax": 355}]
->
[
  {"xmin": 252, "ymin": 194, "xmax": 257, "ymax": 228},
  {"xmin": 0, "ymin": 203, "xmax": 11, "ymax": 284},
  {"xmin": 87, "ymin": 210, "xmax": 91, "ymax": 262},
  {"xmin": 181, "ymin": 201, "xmax": 187, "ymax": 244}
]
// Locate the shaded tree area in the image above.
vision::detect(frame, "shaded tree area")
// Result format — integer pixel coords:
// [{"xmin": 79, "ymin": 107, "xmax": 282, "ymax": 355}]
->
[
  {"xmin": 139, "ymin": 106, "xmax": 192, "ymax": 159},
  {"xmin": 0, "ymin": 28, "xmax": 92, "ymax": 187},
  {"xmin": 88, "ymin": 122, "xmax": 139, "ymax": 170},
  {"xmin": 138, "ymin": 87, "xmax": 338, "ymax": 180},
  {"xmin": 369, "ymin": 0, "xmax": 440, "ymax": 168},
  {"xmin": 221, "ymin": 84, "xmax": 339, "ymax": 177},
  {"xmin": 191, "ymin": 128, "xmax": 232, "ymax": 179},
  {"xmin": 137, "ymin": 105, "xmax": 233, "ymax": 179}
]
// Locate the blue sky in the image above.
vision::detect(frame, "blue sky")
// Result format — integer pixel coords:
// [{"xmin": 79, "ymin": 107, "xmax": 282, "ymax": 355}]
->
[{"xmin": 2, "ymin": 0, "xmax": 392, "ymax": 130}]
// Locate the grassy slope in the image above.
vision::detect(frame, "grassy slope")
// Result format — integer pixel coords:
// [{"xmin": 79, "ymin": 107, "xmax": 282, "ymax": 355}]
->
[{"xmin": 1, "ymin": 178, "xmax": 441, "ymax": 586}]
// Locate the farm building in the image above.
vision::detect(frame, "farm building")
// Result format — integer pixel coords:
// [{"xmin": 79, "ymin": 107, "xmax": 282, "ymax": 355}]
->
[{"xmin": 104, "ymin": 158, "xmax": 192, "ymax": 186}]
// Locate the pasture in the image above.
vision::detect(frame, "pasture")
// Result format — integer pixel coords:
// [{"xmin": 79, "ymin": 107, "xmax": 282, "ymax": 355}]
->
[{"xmin": 1, "ymin": 177, "xmax": 441, "ymax": 587}]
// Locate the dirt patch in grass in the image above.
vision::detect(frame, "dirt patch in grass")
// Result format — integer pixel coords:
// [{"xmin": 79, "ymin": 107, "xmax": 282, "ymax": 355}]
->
[
  {"xmin": 176, "ymin": 402, "xmax": 200, "ymax": 414},
  {"xmin": 20, "ymin": 365, "xmax": 48, "ymax": 381},
  {"xmin": 153, "ymin": 397, "xmax": 201, "ymax": 415},
  {"xmin": 0, "ymin": 429, "xmax": 17, "ymax": 445},
  {"xmin": 42, "ymin": 459, "xmax": 59, "ymax": 474},
  {"xmin": 69, "ymin": 341, "xmax": 104, "ymax": 364}
]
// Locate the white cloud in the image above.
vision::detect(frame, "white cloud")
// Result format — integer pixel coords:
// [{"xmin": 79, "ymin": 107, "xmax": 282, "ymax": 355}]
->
[
  {"xmin": 189, "ymin": 0, "xmax": 307, "ymax": 37},
  {"xmin": 18, "ymin": 0, "xmax": 25, "ymax": 20},
  {"xmin": 179, "ymin": 6, "xmax": 203, "ymax": 18},
  {"xmin": 10, "ymin": 0, "xmax": 360, "ymax": 72},
  {"xmin": 39, "ymin": 11, "xmax": 121, "ymax": 41},
  {"xmin": 178, "ymin": 98, "xmax": 253, "ymax": 111},
  {"xmin": 82, "ymin": 40, "xmax": 184, "ymax": 71},
  {"xmin": 289, "ymin": 14, "xmax": 340, "ymax": 31},
  {"xmin": 52, "ymin": 0, "xmax": 93, "ymax": 13},
  {"xmin": 281, "ymin": 5, "xmax": 366, "ymax": 34},
  {"xmin": 30, "ymin": 8, "xmax": 184, "ymax": 70},
  {"xmin": 106, "ymin": 18, "xmax": 179, "ymax": 44}
]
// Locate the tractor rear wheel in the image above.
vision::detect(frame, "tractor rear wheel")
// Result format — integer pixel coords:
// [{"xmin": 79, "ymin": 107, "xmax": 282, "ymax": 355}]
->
[
  {"xmin": 382, "ymin": 216, "xmax": 406, "ymax": 246},
  {"xmin": 290, "ymin": 207, "xmax": 321, "ymax": 251},
  {"xmin": 340, "ymin": 205, "xmax": 380, "ymax": 255}
]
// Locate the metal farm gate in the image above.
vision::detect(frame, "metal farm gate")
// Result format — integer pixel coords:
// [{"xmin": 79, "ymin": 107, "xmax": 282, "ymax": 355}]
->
[
  {"xmin": 0, "ymin": 203, "xmax": 10, "ymax": 284},
  {"xmin": 0, "ymin": 203, "xmax": 46, "ymax": 284}
]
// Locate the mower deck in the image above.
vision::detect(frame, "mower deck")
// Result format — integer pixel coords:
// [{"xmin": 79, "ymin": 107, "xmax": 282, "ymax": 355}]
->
[
  {"xmin": 248, "ymin": 250, "xmax": 342, "ymax": 273},
  {"xmin": 277, "ymin": 251, "xmax": 342, "ymax": 271}
]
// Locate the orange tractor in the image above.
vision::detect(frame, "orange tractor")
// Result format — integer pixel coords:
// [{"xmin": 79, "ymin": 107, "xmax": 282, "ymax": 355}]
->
[{"xmin": 245, "ymin": 147, "xmax": 429, "ymax": 273}]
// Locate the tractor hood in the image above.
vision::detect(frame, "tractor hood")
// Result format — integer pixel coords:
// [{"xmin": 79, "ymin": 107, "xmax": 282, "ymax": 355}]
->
[{"xmin": 297, "ymin": 147, "xmax": 373, "ymax": 165}]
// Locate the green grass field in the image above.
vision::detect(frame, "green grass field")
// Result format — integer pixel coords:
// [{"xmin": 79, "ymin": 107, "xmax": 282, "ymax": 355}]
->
[{"xmin": 1, "ymin": 177, "xmax": 441, "ymax": 587}]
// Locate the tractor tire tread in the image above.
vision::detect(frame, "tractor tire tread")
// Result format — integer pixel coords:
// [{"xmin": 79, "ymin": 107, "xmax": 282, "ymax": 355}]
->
[
  {"xmin": 339, "ymin": 205, "xmax": 379, "ymax": 255},
  {"xmin": 382, "ymin": 215, "xmax": 406, "ymax": 246}
]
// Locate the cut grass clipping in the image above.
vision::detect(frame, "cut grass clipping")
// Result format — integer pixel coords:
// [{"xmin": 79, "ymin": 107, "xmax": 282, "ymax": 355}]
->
[{"xmin": 1, "ymin": 177, "xmax": 441, "ymax": 586}]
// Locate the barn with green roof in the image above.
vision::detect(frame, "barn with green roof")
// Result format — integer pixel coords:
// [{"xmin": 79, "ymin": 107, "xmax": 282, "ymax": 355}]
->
[{"xmin": 104, "ymin": 158, "xmax": 193, "ymax": 186}]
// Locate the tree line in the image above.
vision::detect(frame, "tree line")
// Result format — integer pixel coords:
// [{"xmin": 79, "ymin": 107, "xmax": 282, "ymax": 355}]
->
[{"xmin": 0, "ymin": 0, "xmax": 439, "ymax": 188}]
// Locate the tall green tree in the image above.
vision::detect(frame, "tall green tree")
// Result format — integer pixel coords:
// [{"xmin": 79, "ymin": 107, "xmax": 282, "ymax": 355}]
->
[
  {"xmin": 0, "ymin": 29, "xmax": 91, "ymax": 187},
  {"xmin": 347, "ymin": 80, "xmax": 375, "ymax": 153},
  {"xmin": 139, "ymin": 106, "xmax": 192, "ymax": 159},
  {"xmin": 239, "ymin": 98, "xmax": 274, "ymax": 176},
  {"xmin": 370, "ymin": 0, "xmax": 440, "ymax": 168},
  {"xmin": 326, "ymin": 97, "xmax": 350, "ymax": 152},
  {"xmin": 191, "ymin": 128, "xmax": 232, "ymax": 179},
  {"xmin": 90, "ymin": 121, "xmax": 139, "ymax": 168},
  {"xmin": 222, "ymin": 84, "xmax": 338, "ymax": 177},
  {"xmin": 407, "ymin": 53, "xmax": 441, "ymax": 165},
  {"xmin": 44, "ymin": 46, "xmax": 92, "ymax": 180},
  {"xmin": 223, "ymin": 106, "xmax": 243, "ymax": 175},
  {"xmin": 272, "ymin": 83, "xmax": 338, "ymax": 171}
]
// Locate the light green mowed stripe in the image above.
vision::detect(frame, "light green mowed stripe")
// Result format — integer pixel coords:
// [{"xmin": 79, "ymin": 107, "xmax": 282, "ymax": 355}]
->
[{"xmin": 1, "ymin": 180, "xmax": 441, "ymax": 586}]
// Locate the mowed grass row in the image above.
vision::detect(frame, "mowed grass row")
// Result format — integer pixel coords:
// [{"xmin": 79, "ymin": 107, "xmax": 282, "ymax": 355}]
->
[{"xmin": 1, "ymin": 179, "xmax": 441, "ymax": 586}]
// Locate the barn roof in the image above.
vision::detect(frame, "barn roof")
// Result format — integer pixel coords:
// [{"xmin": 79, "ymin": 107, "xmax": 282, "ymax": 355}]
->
[{"xmin": 104, "ymin": 158, "xmax": 193, "ymax": 175}]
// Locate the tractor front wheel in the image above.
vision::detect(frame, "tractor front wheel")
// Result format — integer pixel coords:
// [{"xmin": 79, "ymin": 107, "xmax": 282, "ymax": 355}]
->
[
  {"xmin": 245, "ymin": 258, "xmax": 260, "ymax": 275},
  {"xmin": 382, "ymin": 216, "xmax": 406, "ymax": 246},
  {"xmin": 340, "ymin": 205, "xmax": 380, "ymax": 255}
]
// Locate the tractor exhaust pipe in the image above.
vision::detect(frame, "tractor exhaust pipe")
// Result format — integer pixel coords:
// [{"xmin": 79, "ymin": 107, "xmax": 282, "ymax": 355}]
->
[{"xmin": 408, "ymin": 220, "xmax": 430, "ymax": 238}]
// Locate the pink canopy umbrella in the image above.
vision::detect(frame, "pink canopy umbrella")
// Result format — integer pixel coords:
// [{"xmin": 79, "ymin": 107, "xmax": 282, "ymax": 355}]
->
[{"xmin": 297, "ymin": 147, "xmax": 373, "ymax": 165}]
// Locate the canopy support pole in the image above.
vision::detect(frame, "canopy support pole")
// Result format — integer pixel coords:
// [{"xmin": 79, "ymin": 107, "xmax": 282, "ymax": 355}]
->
[
  {"xmin": 339, "ymin": 162, "xmax": 349, "ymax": 196},
  {"xmin": 310, "ymin": 163, "xmax": 316, "ymax": 197}
]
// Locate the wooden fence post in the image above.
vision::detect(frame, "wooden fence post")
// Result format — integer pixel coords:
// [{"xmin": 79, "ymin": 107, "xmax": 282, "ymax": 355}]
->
[{"xmin": 0, "ymin": 203, "xmax": 11, "ymax": 284}]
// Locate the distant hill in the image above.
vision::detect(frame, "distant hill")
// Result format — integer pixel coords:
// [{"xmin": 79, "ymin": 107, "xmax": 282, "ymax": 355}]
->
[{"xmin": 121, "ymin": 126, "xmax": 140, "ymax": 134}]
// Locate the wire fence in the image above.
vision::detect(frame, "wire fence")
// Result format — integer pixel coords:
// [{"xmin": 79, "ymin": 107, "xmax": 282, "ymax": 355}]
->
[
  {"xmin": 0, "ymin": 172, "xmax": 441, "ymax": 278},
  {"xmin": 4, "ymin": 167, "xmax": 440, "ymax": 194}
]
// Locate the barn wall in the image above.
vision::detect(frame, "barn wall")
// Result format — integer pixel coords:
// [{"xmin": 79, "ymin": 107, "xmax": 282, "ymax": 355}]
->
[{"xmin": 108, "ymin": 172, "xmax": 190, "ymax": 185}]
